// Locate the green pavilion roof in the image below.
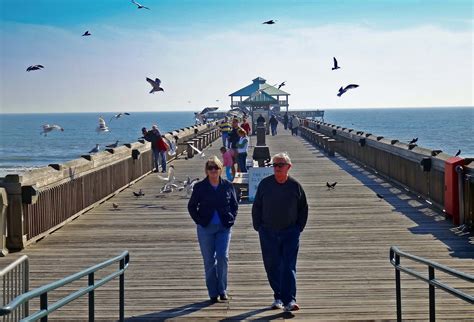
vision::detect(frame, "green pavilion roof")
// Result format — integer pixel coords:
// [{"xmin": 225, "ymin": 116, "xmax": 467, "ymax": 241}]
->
[
  {"xmin": 229, "ymin": 77, "xmax": 290, "ymax": 96},
  {"xmin": 243, "ymin": 91, "xmax": 278, "ymax": 104}
]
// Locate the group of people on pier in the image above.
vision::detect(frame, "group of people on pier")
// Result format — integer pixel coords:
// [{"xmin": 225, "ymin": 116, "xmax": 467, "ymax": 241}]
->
[
  {"xmin": 218, "ymin": 116, "xmax": 251, "ymax": 179},
  {"xmin": 187, "ymin": 152, "xmax": 308, "ymax": 312},
  {"xmin": 141, "ymin": 125, "xmax": 169, "ymax": 173}
]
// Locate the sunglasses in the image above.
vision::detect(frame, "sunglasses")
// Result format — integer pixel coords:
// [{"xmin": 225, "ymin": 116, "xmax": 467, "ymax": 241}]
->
[
  {"xmin": 206, "ymin": 165, "xmax": 220, "ymax": 171},
  {"xmin": 272, "ymin": 162, "xmax": 288, "ymax": 168}
]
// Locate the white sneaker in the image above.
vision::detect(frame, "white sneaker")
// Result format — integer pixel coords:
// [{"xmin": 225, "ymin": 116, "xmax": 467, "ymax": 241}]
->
[
  {"xmin": 271, "ymin": 299, "xmax": 284, "ymax": 310},
  {"xmin": 284, "ymin": 301, "xmax": 300, "ymax": 312}
]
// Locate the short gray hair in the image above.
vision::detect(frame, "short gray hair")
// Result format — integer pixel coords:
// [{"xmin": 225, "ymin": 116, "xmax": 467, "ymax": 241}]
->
[{"xmin": 272, "ymin": 152, "xmax": 291, "ymax": 164}]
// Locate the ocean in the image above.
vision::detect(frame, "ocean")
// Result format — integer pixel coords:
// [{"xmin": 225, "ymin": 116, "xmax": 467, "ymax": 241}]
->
[{"xmin": 0, "ymin": 107, "xmax": 473, "ymax": 177}]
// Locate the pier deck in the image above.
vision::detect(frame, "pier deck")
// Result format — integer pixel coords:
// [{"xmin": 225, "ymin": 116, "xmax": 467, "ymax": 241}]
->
[{"xmin": 1, "ymin": 130, "xmax": 473, "ymax": 321}]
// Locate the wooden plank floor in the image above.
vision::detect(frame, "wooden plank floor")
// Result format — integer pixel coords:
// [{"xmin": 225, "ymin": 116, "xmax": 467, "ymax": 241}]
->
[{"xmin": 1, "ymin": 129, "xmax": 473, "ymax": 321}]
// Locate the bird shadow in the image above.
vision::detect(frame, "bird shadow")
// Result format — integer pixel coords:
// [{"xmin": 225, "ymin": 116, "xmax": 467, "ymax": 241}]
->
[
  {"xmin": 308, "ymin": 141, "xmax": 474, "ymax": 259},
  {"xmin": 124, "ymin": 300, "xmax": 212, "ymax": 321}
]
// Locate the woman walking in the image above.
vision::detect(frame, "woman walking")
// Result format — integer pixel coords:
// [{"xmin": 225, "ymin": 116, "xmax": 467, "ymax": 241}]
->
[
  {"xmin": 188, "ymin": 156, "xmax": 239, "ymax": 303},
  {"xmin": 236, "ymin": 128, "xmax": 249, "ymax": 173}
]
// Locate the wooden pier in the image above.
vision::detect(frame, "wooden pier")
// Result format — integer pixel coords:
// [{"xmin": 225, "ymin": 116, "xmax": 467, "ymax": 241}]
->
[{"xmin": 1, "ymin": 129, "xmax": 473, "ymax": 321}]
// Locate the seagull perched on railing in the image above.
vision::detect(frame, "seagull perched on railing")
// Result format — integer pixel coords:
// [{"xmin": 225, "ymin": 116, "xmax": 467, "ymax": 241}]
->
[
  {"xmin": 131, "ymin": 0, "xmax": 150, "ymax": 9},
  {"xmin": 337, "ymin": 84, "xmax": 359, "ymax": 97},
  {"xmin": 40, "ymin": 124, "xmax": 64, "ymax": 136},
  {"xmin": 188, "ymin": 144, "xmax": 205, "ymax": 158},
  {"xmin": 409, "ymin": 137, "xmax": 418, "ymax": 144},
  {"xmin": 146, "ymin": 77, "xmax": 163, "ymax": 93},
  {"xmin": 88, "ymin": 144, "xmax": 100, "ymax": 154},
  {"xmin": 96, "ymin": 116, "xmax": 109, "ymax": 133},
  {"xmin": 106, "ymin": 140, "xmax": 119, "ymax": 148}
]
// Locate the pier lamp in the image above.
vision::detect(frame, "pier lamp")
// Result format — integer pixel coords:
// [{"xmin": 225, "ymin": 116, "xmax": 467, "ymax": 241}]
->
[
  {"xmin": 420, "ymin": 157, "xmax": 432, "ymax": 172},
  {"xmin": 358, "ymin": 138, "xmax": 366, "ymax": 147}
]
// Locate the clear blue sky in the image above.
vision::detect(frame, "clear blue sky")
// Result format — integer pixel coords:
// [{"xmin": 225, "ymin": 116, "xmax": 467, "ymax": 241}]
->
[{"xmin": 1, "ymin": 0, "xmax": 472, "ymax": 113}]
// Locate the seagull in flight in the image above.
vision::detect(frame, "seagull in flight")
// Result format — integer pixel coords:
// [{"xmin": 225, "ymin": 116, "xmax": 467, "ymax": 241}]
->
[
  {"xmin": 195, "ymin": 107, "xmax": 218, "ymax": 124},
  {"xmin": 263, "ymin": 20, "xmax": 276, "ymax": 24},
  {"xmin": 409, "ymin": 137, "xmax": 418, "ymax": 144},
  {"xmin": 332, "ymin": 57, "xmax": 340, "ymax": 70},
  {"xmin": 163, "ymin": 137, "xmax": 177, "ymax": 156},
  {"xmin": 96, "ymin": 116, "xmax": 109, "ymax": 133},
  {"xmin": 337, "ymin": 84, "xmax": 359, "ymax": 97},
  {"xmin": 27, "ymin": 65, "xmax": 44, "ymax": 72},
  {"xmin": 131, "ymin": 0, "xmax": 150, "ymax": 9},
  {"xmin": 455, "ymin": 149, "xmax": 461, "ymax": 157},
  {"xmin": 326, "ymin": 182, "xmax": 337, "ymax": 189},
  {"xmin": 88, "ymin": 144, "xmax": 100, "ymax": 154},
  {"xmin": 82, "ymin": 31, "xmax": 91, "ymax": 36},
  {"xmin": 158, "ymin": 165, "xmax": 176, "ymax": 182},
  {"xmin": 40, "ymin": 124, "xmax": 64, "ymax": 136},
  {"xmin": 188, "ymin": 144, "xmax": 205, "ymax": 158},
  {"xmin": 277, "ymin": 81, "xmax": 286, "ymax": 89},
  {"xmin": 106, "ymin": 140, "xmax": 119, "ymax": 148},
  {"xmin": 110, "ymin": 112, "xmax": 130, "ymax": 122},
  {"xmin": 146, "ymin": 77, "xmax": 164, "ymax": 93}
]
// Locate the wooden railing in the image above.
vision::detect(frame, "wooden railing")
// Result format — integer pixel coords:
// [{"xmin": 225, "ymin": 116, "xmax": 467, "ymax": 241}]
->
[
  {"xmin": 300, "ymin": 119, "xmax": 474, "ymax": 227},
  {"xmin": 0, "ymin": 123, "xmax": 221, "ymax": 252}
]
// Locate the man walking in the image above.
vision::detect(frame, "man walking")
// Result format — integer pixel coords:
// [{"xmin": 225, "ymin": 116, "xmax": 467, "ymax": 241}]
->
[{"xmin": 252, "ymin": 152, "xmax": 308, "ymax": 312}]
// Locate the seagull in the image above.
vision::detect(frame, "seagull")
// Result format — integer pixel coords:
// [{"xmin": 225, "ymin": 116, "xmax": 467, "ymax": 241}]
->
[
  {"xmin": 376, "ymin": 193, "xmax": 384, "ymax": 200},
  {"xmin": 163, "ymin": 137, "xmax": 177, "ymax": 156},
  {"xmin": 332, "ymin": 57, "xmax": 340, "ymax": 70},
  {"xmin": 277, "ymin": 81, "xmax": 286, "ymax": 89},
  {"xmin": 194, "ymin": 107, "xmax": 218, "ymax": 124},
  {"xmin": 133, "ymin": 189, "xmax": 145, "ymax": 197},
  {"xmin": 160, "ymin": 182, "xmax": 179, "ymax": 193},
  {"xmin": 131, "ymin": 0, "xmax": 150, "ymax": 9},
  {"xmin": 96, "ymin": 116, "xmax": 109, "ymax": 133},
  {"xmin": 88, "ymin": 144, "xmax": 100, "ymax": 154},
  {"xmin": 185, "ymin": 178, "xmax": 200, "ymax": 196},
  {"xmin": 188, "ymin": 144, "xmax": 205, "ymax": 158},
  {"xmin": 409, "ymin": 137, "xmax": 418, "ymax": 144},
  {"xmin": 146, "ymin": 77, "xmax": 164, "ymax": 93},
  {"xmin": 110, "ymin": 112, "xmax": 130, "ymax": 122},
  {"xmin": 326, "ymin": 182, "xmax": 337, "ymax": 189},
  {"xmin": 337, "ymin": 84, "xmax": 359, "ymax": 97},
  {"xmin": 263, "ymin": 20, "xmax": 276, "ymax": 24},
  {"xmin": 26, "ymin": 65, "xmax": 44, "ymax": 72},
  {"xmin": 106, "ymin": 140, "xmax": 119, "ymax": 148},
  {"xmin": 455, "ymin": 149, "xmax": 461, "ymax": 157},
  {"xmin": 112, "ymin": 203, "xmax": 119, "ymax": 209},
  {"xmin": 82, "ymin": 31, "xmax": 91, "ymax": 36},
  {"xmin": 40, "ymin": 124, "xmax": 64, "ymax": 136},
  {"xmin": 158, "ymin": 165, "xmax": 175, "ymax": 182}
]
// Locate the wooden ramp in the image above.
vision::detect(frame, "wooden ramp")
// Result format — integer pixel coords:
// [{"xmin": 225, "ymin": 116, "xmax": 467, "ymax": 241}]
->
[{"xmin": 1, "ymin": 129, "xmax": 473, "ymax": 321}]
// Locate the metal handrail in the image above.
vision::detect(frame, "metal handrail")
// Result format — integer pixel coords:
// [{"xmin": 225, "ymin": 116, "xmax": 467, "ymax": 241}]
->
[
  {"xmin": 0, "ymin": 251, "xmax": 129, "ymax": 322},
  {"xmin": 389, "ymin": 246, "xmax": 473, "ymax": 322},
  {"xmin": 1, "ymin": 255, "xmax": 29, "ymax": 320}
]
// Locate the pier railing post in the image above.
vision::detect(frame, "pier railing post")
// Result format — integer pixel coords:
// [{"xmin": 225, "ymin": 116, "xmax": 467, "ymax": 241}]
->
[
  {"xmin": 2, "ymin": 175, "xmax": 27, "ymax": 251},
  {"xmin": 0, "ymin": 188, "xmax": 8, "ymax": 256}
]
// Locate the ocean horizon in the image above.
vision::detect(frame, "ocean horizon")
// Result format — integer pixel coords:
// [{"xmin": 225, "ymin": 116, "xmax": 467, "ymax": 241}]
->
[{"xmin": 0, "ymin": 107, "xmax": 473, "ymax": 177}]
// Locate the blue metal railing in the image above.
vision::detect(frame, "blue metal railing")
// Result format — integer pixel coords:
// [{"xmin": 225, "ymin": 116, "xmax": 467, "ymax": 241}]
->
[
  {"xmin": 389, "ymin": 246, "xmax": 473, "ymax": 321},
  {"xmin": 0, "ymin": 251, "xmax": 129, "ymax": 322}
]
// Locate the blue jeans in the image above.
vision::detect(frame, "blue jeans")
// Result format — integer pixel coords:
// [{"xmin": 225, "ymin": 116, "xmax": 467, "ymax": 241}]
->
[
  {"xmin": 225, "ymin": 166, "xmax": 233, "ymax": 181},
  {"xmin": 197, "ymin": 223, "xmax": 232, "ymax": 298},
  {"xmin": 221, "ymin": 132, "xmax": 229, "ymax": 148},
  {"xmin": 237, "ymin": 152, "xmax": 247, "ymax": 173},
  {"xmin": 258, "ymin": 225, "xmax": 300, "ymax": 305},
  {"xmin": 152, "ymin": 149, "xmax": 166, "ymax": 172},
  {"xmin": 271, "ymin": 124, "xmax": 277, "ymax": 136}
]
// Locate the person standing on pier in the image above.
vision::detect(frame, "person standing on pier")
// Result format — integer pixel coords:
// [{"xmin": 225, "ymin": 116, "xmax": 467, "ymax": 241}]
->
[
  {"xmin": 252, "ymin": 152, "xmax": 308, "ymax": 312},
  {"xmin": 228, "ymin": 118, "xmax": 240, "ymax": 173},
  {"xmin": 188, "ymin": 156, "xmax": 239, "ymax": 304},
  {"xmin": 269, "ymin": 114, "xmax": 279, "ymax": 136},
  {"xmin": 283, "ymin": 112, "xmax": 289, "ymax": 130},
  {"xmin": 241, "ymin": 116, "xmax": 251, "ymax": 135},
  {"xmin": 291, "ymin": 115, "xmax": 300, "ymax": 136},
  {"xmin": 219, "ymin": 117, "xmax": 231, "ymax": 148},
  {"xmin": 236, "ymin": 128, "xmax": 249, "ymax": 173}
]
